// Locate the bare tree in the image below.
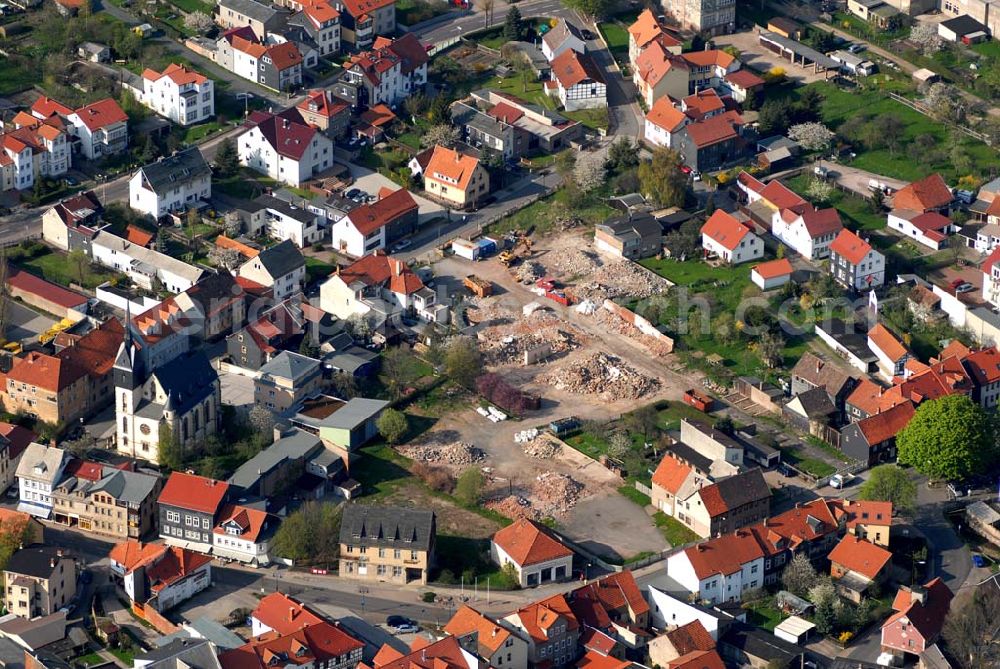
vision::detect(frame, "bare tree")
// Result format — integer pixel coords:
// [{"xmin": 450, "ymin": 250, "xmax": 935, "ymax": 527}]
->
[
  {"xmin": 481, "ymin": 0, "xmax": 494, "ymax": 28},
  {"xmin": 788, "ymin": 122, "xmax": 835, "ymax": 152},
  {"xmin": 909, "ymin": 23, "xmax": 943, "ymax": 55},
  {"xmin": 422, "ymin": 124, "xmax": 461, "ymax": 148},
  {"xmin": 943, "ymin": 583, "xmax": 1000, "ymax": 668},
  {"xmin": 574, "ymin": 146, "xmax": 609, "ymax": 193},
  {"xmin": 183, "ymin": 11, "xmax": 215, "ymax": 34}
]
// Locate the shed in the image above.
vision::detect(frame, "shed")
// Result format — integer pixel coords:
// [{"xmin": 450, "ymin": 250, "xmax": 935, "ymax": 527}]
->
[
  {"xmin": 913, "ymin": 68, "xmax": 940, "ymax": 85},
  {"xmin": 938, "ymin": 14, "xmax": 988, "ymax": 42},
  {"xmin": 451, "ymin": 238, "xmax": 479, "ymax": 261},
  {"xmin": 773, "ymin": 616, "xmax": 815, "ymax": 645},
  {"xmin": 767, "ymin": 16, "xmax": 802, "ymax": 39}
]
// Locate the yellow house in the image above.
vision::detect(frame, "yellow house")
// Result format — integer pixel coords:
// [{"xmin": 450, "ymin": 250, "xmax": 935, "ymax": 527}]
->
[{"xmin": 422, "ymin": 146, "xmax": 489, "ymax": 210}]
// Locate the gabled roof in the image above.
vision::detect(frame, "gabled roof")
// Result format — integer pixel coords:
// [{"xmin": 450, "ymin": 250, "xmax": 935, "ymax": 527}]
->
[
  {"xmin": 72, "ymin": 98, "xmax": 128, "ymax": 131},
  {"xmin": 266, "ymin": 41, "xmax": 304, "ymax": 71},
  {"xmin": 725, "ymin": 69, "xmax": 765, "ymax": 89},
  {"xmin": 6, "ymin": 350, "xmax": 85, "ymax": 393},
  {"xmin": 252, "ymin": 593, "xmax": 325, "ymax": 636},
  {"xmin": 652, "ymin": 453, "xmax": 695, "ymax": 495},
  {"xmin": 758, "ymin": 498, "xmax": 840, "ymax": 550},
  {"xmin": 245, "ymin": 111, "xmax": 318, "ymax": 161},
  {"xmin": 214, "ymin": 504, "xmax": 273, "ymax": 543},
  {"xmin": 334, "ymin": 251, "xmax": 425, "ymax": 295},
  {"xmin": 828, "ymin": 534, "xmax": 892, "ymax": 580},
  {"xmin": 31, "ymin": 96, "xmax": 74, "ymax": 119},
  {"xmin": 158, "ymin": 472, "xmax": 229, "ymax": 514},
  {"xmin": 839, "ymin": 499, "xmax": 892, "ymax": 529},
  {"xmin": 143, "ymin": 63, "xmax": 209, "ymax": 86},
  {"xmin": 550, "ymin": 49, "xmax": 605, "ymax": 89},
  {"xmin": 296, "ymin": 90, "xmax": 349, "ymax": 123},
  {"xmin": 846, "ymin": 377, "xmax": 910, "ymax": 416},
  {"xmin": 221, "ymin": 622, "xmax": 364, "ymax": 669},
  {"xmin": 794, "ymin": 206, "xmax": 843, "ymax": 238},
  {"xmin": 542, "ymin": 18, "xmax": 584, "ymax": 52},
  {"xmin": 684, "ymin": 112, "xmax": 741, "ymax": 149},
  {"xmin": 646, "ymin": 97, "xmax": 687, "ymax": 133},
  {"xmin": 346, "ymin": 188, "xmax": 418, "ymax": 236},
  {"xmin": 252, "ymin": 239, "xmax": 306, "ymax": 279},
  {"xmin": 752, "ymin": 258, "xmax": 793, "ymax": 280},
  {"xmin": 57, "ymin": 317, "xmax": 125, "ymax": 381},
  {"xmin": 634, "ymin": 40, "xmax": 680, "ymax": 88},
  {"xmin": 628, "ymin": 9, "xmax": 665, "ymax": 49},
  {"xmin": 869, "ymin": 323, "xmax": 909, "ymax": 361},
  {"xmin": 138, "ymin": 147, "xmax": 211, "ymax": 194},
  {"xmin": 682, "ymin": 89, "xmax": 725, "ymax": 120},
  {"xmin": 47, "ymin": 190, "xmax": 103, "ymax": 228},
  {"xmin": 370, "ymin": 636, "xmax": 468, "ymax": 669},
  {"xmin": 696, "ymin": 468, "xmax": 770, "ymax": 518},
  {"xmin": 680, "ymin": 49, "xmax": 735, "ymax": 69},
  {"xmin": 8, "ymin": 268, "xmax": 88, "ymax": 311},
  {"xmin": 790, "ymin": 352, "xmax": 855, "ymax": 396},
  {"xmin": 667, "ymin": 650, "xmax": 725, "ymax": 669},
  {"xmin": 339, "ymin": 503, "xmax": 435, "ymax": 552},
  {"xmin": 853, "ymin": 400, "xmax": 914, "ymax": 445},
  {"xmin": 424, "ymin": 145, "xmax": 482, "ymax": 191},
  {"xmin": 569, "ymin": 570, "xmax": 649, "ymax": 623},
  {"xmin": 961, "ymin": 346, "xmax": 1000, "ymax": 385},
  {"xmin": 892, "ymin": 173, "xmax": 953, "ymax": 212},
  {"xmin": 884, "ymin": 578, "xmax": 953, "ymax": 643},
  {"xmin": 511, "ymin": 594, "xmax": 579, "ymax": 644},
  {"xmin": 492, "ymin": 518, "xmax": 572, "ymax": 566},
  {"xmin": 829, "ymin": 228, "xmax": 873, "ymax": 265},
  {"xmin": 665, "ymin": 620, "xmax": 716, "ymax": 655},
  {"xmin": 340, "ymin": 0, "xmax": 394, "ymax": 19},
  {"xmin": 681, "ymin": 529, "xmax": 766, "ymax": 580},
  {"xmin": 444, "ymin": 605, "xmax": 514, "ymax": 655},
  {"xmin": 700, "ymin": 210, "xmax": 753, "ymax": 251}
]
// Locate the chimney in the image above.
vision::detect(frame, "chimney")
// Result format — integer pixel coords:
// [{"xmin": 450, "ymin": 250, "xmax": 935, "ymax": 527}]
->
[
  {"xmin": 49, "ymin": 558, "xmax": 55, "ymax": 568},
  {"xmin": 393, "ymin": 260, "xmax": 402, "ymax": 276},
  {"xmin": 290, "ymin": 606, "xmax": 297, "ymax": 621},
  {"xmin": 816, "ymin": 360, "xmax": 822, "ymax": 374},
  {"xmin": 696, "ymin": 544, "xmax": 704, "ymax": 552}
]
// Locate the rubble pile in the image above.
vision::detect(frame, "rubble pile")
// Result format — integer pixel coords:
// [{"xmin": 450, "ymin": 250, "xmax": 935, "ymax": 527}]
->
[
  {"xmin": 591, "ymin": 308, "xmax": 675, "ymax": 357},
  {"xmin": 477, "ymin": 311, "xmax": 579, "ymax": 365},
  {"xmin": 466, "ymin": 297, "xmax": 515, "ymax": 325},
  {"xmin": 579, "ymin": 260, "xmax": 669, "ymax": 301},
  {"xmin": 515, "ymin": 261, "xmax": 545, "ymax": 284},
  {"xmin": 485, "ymin": 495, "xmax": 538, "ymax": 520},
  {"xmin": 531, "ymin": 473, "xmax": 583, "ymax": 516},
  {"xmin": 540, "ymin": 353, "xmax": 660, "ymax": 400},
  {"xmin": 522, "ymin": 437, "xmax": 560, "ymax": 459},
  {"xmin": 399, "ymin": 441, "xmax": 486, "ymax": 465},
  {"xmin": 544, "ymin": 248, "xmax": 602, "ymax": 278}
]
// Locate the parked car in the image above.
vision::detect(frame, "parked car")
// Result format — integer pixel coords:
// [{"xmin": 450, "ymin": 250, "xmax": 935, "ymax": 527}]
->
[
  {"xmin": 847, "ymin": 43, "xmax": 866, "ymax": 54},
  {"xmin": 830, "ymin": 473, "xmax": 854, "ymax": 489},
  {"xmin": 581, "ymin": 29, "xmax": 596, "ymax": 40},
  {"xmin": 391, "ymin": 239, "xmax": 413, "ymax": 252},
  {"xmin": 778, "ymin": 464, "xmax": 795, "ymax": 478},
  {"xmin": 386, "ymin": 615, "xmax": 418, "ymax": 633},
  {"xmin": 972, "ymin": 553, "xmax": 987, "ymax": 568},
  {"xmin": 63, "ymin": 176, "xmax": 78, "ymax": 187},
  {"xmin": 951, "ymin": 279, "xmax": 975, "ymax": 294}
]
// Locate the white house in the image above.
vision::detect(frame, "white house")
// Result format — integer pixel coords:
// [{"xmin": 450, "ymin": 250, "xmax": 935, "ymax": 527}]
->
[
  {"xmin": 829, "ymin": 228, "xmax": 885, "ymax": 291},
  {"xmin": 2, "ymin": 115, "xmax": 71, "ymax": 192},
  {"xmin": 868, "ymin": 323, "xmax": 912, "ymax": 381},
  {"xmin": 238, "ymin": 239, "xmax": 306, "ymax": 300},
  {"xmin": 254, "ymin": 194, "xmax": 323, "ymax": 248},
  {"xmin": 887, "ymin": 210, "xmax": 956, "ymax": 250},
  {"xmin": 240, "ymin": 110, "xmax": 334, "ymax": 187},
  {"xmin": 329, "ymin": 188, "xmax": 418, "ymax": 258},
  {"xmin": 549, "ymin": 50, "xmax": 607, "ymax": 112},
  {"xmin": 644, "ymin": 97, "xmax": 687, "ymax": 149},
  {"xmin": 136, "ymin": 64, "xmax": 214, "ymax": 127},
  {"xmin": 341, "ymin": 34, "xmax": 429, "ymax": 107},
  {"xmin": 67, "ymin": 98, "xmax": 129, "ymax": 160},
  {"xmin": 129, "ymin": 148, "xmax": 212, "ymax": 219},
  {"xmin": 541, "ymin": 19, "xmax": 586, "ymax": 62},
  {"xmin": 971, "ymin": 222, "xmax": 1000, "ymax": 253},
  {"xmin": 92, "ymin": 231, "xmax": 205, "ymax": 294},
  {"xmin": 750, "ymin": 258, "xmax": 793, "ymax": 290},
  {"xmin": 212, "ymin": 504, "xmax": 276, "ymax": 566},
  {"xmin": 984, "ymin": 247, "xmax": 1000, "ymax": 308},
  {"xmin": 665, "ymin": 531, "xmax": 766, "ymax": 604},
  {"xmin": 112, "ymin": 541, "xmax": 213, "ymax": 611},
  {"xmin": 490, "ymin": 518, "xmax": 573, "ymax": 588},
  {"xmin": 646, "ymin": 585, "xmax": 725, "ymax": 637},
  {"xmin": 700, "ymin": 210, "xmax": 764, "ymax": 265},
  {"xmin": 15, "ymin": 443, "xmax": 67, "ymax": 519},
  {"xmin": 771, "ymin": 206, "xmax": 843, "ymax": 259},
  {"xmin": 318, "ymin": 251, "xmax": 447, "ymax": 323}
]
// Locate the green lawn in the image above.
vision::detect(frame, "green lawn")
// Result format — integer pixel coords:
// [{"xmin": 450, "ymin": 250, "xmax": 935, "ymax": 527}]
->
[
  {"xmin": 784, "ymin": 174, "xmax": 886, "ymax": 232},
  {"xmin": 169, "ymin": 0, "xmax": 213, "ymax": 12},
  {"xmin": 20, "ymin": 252, "xmax": 115, "ymax": 291},
  {"xmin": 182, "ymin": 121, "xmax": 223, "ymax": 144},
  {"xmin": 598, "ymin": 21, "xmax": 630, "ymax": 66},
  {"xmin": 214, "ymin": 171, "xmax": 276, "ymax": 200},
  {"xmin": 305, "ymin": 256, "xmax": 335, "ymax": 283},
  {"xmin": 485, "ymin": 188, "xmax": 616, "ymax": 236},
  {"xmin": 0, "ymin": 56, "xmax": 38, "ymax": 96},
  {"xmin": 654, "ymin": 512, "xmax": 701, "ymax": 546},
  {"xmin": 564, "ymin": 108, "xmax": 610, "ymax": 131},
  {"xmin": 619, "ymin": 484, "xmax": 651, "ymax": 507},
  {"xmin": 787, "ymin": 81, "xmax": 996, "ymax": 183},
  {"xmin": 639, "ymin": 256, "xmax": 748, "ymax": 289},
  {"xmin": 806, "ymin": 435, "xmax": 850, "ymax": 463},
  {"xmin": 972, "ymin": 40, "xmax": 1000, "ymax": 59},
  {"xmin": 432, "ymin": 535, "xmax": 518, "ymax": 588},
  {"xmin": 744, "ymin": 597, "xmax": 785, "ymax": 632},
  {"xmin": 108, "ymin": 648, "xmax": 135, "ymax": 666},
  {"xmin": 564, "ymin": 431, "xmax": 609, "ymax": 460},
  {"xmin": 396, "ymin": 132, "xmax": 422, "ymax": 150},
  {"xmin": 655, "ymin": 401, "xmax": 717, "ymax": 431},
  {"xmin": 482, "ymin": 74, "xmax": 556, "ymax": 112},
  {"xmin": 75, "ymin": 653, "xmax": 106, "ymax": 667},
  {"xmin": 783, "ymin": 447, "xmax": 837, "ymax": 477},
  {"xmin": 351, "ymin": 443, "xmax": 414, "ymax": 499}
]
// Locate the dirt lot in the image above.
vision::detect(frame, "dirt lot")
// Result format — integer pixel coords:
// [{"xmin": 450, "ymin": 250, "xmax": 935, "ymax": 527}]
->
[
  {"xmin": 713, "ymin": 29, "xmax": 832, "ymax": 84},
  {"xmin": 406, "ymin": 230, "xmax": 718, "ymax": 559}
]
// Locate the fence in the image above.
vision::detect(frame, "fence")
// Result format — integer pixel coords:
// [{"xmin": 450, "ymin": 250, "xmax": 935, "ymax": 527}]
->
[
  {"xmin": 887, "ymin": 92, "xmax": 992, "ymax": 145},
  {"xmin": 634, "ymin": 481, "xmax": 653, "ymax": 497}
]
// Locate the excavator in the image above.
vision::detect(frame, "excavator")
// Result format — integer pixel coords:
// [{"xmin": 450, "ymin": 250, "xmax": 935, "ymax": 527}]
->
[{"xmin": 498, "ymin": 234, "xmax": 533, "ymax": 267}]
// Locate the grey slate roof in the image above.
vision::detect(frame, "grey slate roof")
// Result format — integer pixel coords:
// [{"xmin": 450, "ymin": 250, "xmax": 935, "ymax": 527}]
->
[
  {"xmin": 228, "ymin": 428, "xmax": 322, "ymax": 490},
  {"xmin": 152, "ymin": 350, "xmax": 218, "ymax": 416},
  {"xmin": 154, "ymin": 618, "xmax": 244, "ymax": 651},
  {"xmin": 317, "ymin": 398, "xmax": 388, "ymax": 429},
  {"xmin": 255, "ymin": 239, "xmax": 305, "ymax": 279},
  {"xmin": 720, "ymin": 621, "xmax": 803, "ymax": 663},
  {"xmin": 451, "ymin": 102, "xmax": 509, "ymax": 139},
  {"xmin": 792, "ymin": 387, "xmax": 837, "ymax": 419},
  {"xmin": 134, "ymin": 639, "xmax": 221, "ymax": 669},
  {"xmin": 699, "ymin": 468, "xmax": 770, "ymax": 516},
  {"xmin": 941, "ymin": 14, "xmax": 987, "ymax": 35},
  {"xmin": 598, "ymin": 212, "xmax": 661, "ymax": 240},
  {"xmin": 84, "ymin": 467, "xmax": 159, "ymax": 504},
  {"xmin": 791, "ymin": 352, "xmax": 855, "ymax": 396},
  {"xmin": 139, "ymin": 148, "xmax": 211, "ymax": 195},
  {"xmin": 542, "ymin": 19, "xmax": 584, "ymax": 52},
  {"xmin": 218, "ymin": 0, "xmax": 278, "ymax": 23},
  {"xmin": 256, "ymin": 194, "xmax": 318, "ymax": 224},
  {"xmin": 339, "ymin": 503, "xmax": 435, "ymax": 552},
  {"xmin": 6, "ymin": 547, "xmax": 69, "ymax": 579},
  {"xmin": 259, "ymin": 351, "xmax": 320, "ymax": 383}
]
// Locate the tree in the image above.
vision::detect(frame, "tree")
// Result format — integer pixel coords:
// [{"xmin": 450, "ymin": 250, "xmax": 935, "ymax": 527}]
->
[
  {"xmin": 607, "ymin": 137, "xmax": 639, "ymax": 171},
  {"xmin": 208, "ymin": 246, "xmax": 241, "ymax": 270},
  {"xmin": 272, "ymin": 501, "xmax": 342, "ymax": 563},
  {"xmin": 248, "ymin": 404, "xmax": 275, "ymax": 438},
  {"xmin": 638, "ymin": 147, "xmax": 688, "ymax": 207},
  {"xmin": 714, "ymin": 312, "xmax": 739, "ymax": 345},
  {"xmin": 68, "ymin": 249, "xmax": 89, "ymax": 286},
  {"xmin": 805, "ymin": 178, "xmax": 833, "ymax": 204},
  {"xmin": 444, "ymin": 337, "xmax": 482, "ymax": 389},
  {"xmin": 183, "ymin": 11, "xmax": 215, "ymax": 34},
  {"xmin": 813, "ymin": 596, "xmax": 837, "ymax": 636},
  {"xmin": 910, "ymin": 22, "xmax": 943, "ymax": 55},
  {"xmin": 897, "ymin": 394, "xmax": 999, "ymax": 482},
  {"xmin": 757, "ymin": 99, "xmax": 791, "ymax": 135},
  {"xmin": 625, "ymin": 405, "xmax": 659, "ymax": 440},
  {"xmin": 158, "ymin": 422, "xmax": 182, "ymax": 470},
  {"xmin": 943, "ymin": 583, "xmax": 1000, "ymax": 668},
  {"xmin": 422, "ymin": 124, "xmax": 461, "ymax": 148},
  {"xmin": 607, "ymin": 432, "xmax": 632, "ymax": 460},
  {"xmin": 481, "ymin": 0, "xmax": 495, "ymax": 28},
  {"xmin": 0, "ymin": 515, "xmax": 36, "ymax": 573},
  {"xmin": 223, "ymin": 211, "xmax": 242, "ymax": 237},
  {"xmin": 574, "ymin": 146, "xmax": 608, "ymax": 193},
  {"xmin": 503, "ymin": 6, "xmax": 524, "ymax": 41},
  {"xmin": 756, "ymin": 331, "xmax": 784, "ymax": 369},
  {"xmin": 788, "ymin": 122, "xmax": 835, "ymax": 152},
  {"xmin": 454, "ymin": 467, "xmax": 484, "ymax": 506},
  {"xmin": 781, "ymin": 553, "xmax": 818, "ymax": 597},
  {"xmin": 377, "ymin": 408, "xmax": 408, "ymax": 444},
  {"xmin": 214, "ymin": 138, "xmax": 240, "ymax": 176},
  {"xmin": 563, "ymin": 0, "xmax": 612, "ymax": 18},
  {"xmin": 859, "ymin": 464, "xmax": 917, "ymax": 512}
]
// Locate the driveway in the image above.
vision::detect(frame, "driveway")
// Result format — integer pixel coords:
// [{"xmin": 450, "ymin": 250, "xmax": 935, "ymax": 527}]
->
[
  {"xmin": 814, "ymin": 160, "xmax": 909, "ymax": 198},
  {"xmin": 347, "ymin": 166, "xmax": 446, "ymax": 223},
  {"xmin": 5, "ymin": 301, "xmax": 56, "ymax": 343},
  {"xmin": 713, "ymin": 29, "xmax": 832, "ymax": 84}
]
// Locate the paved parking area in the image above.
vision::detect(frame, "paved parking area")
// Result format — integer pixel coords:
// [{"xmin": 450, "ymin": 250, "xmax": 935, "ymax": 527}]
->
[
  {"xmin": 221, "ymin": 373, "xmax": 256, "ymax": 409},
  {"xmin": 4, "ymin": 301, "xmax": 56, "ymax": 343},
  {"xmin": 713, "ymin": 29, "xmax": 833, "ymax": 84},
  {"xmin": 347, "ymin": 165, "xmax": 446, "ymax": 224}
]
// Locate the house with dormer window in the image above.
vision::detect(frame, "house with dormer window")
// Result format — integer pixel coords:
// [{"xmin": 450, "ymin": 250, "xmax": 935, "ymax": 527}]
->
[
  {"xmin": 213, "ymin": 504, "xmax": 278, "ymax": 566},
  {"xmin": 337, "ymin": 503, "xmax": 436, "ymax": 585}
]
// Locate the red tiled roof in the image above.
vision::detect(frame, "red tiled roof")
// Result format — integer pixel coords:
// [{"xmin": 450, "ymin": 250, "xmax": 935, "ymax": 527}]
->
[
  {"xmin": 245, "ymin": 111, "xmax": 317, "ymax": 161},
  {"xmin": 222, "ymin": 622, "xmax": 364, "ymax": 669},
  {"xmin": 571, "ymin": 571, "xmax": 649, "ymax": 621},
  {"xmin": 577, "ymin": 651, "xmax": 631, "ymax": 669},
  {"xmin": 32, "ymin": 96, "xmax": 74, "ymax": 119},
  {"xmin": 369, "ymin": 636, "xmax": 465, "ymax": 669},
  {"xmin": 7, "ymin": 351, "xmax": 86, "ymax": 394},
  {"xmin": 855, "ymin": 400, "xmax": 915, "ymax": 445},
  {"xmin": 681, "ymin": 50, "xmax": 735, "ymax": 68},
  {"xmin": 893, "ymin": 174, "xmax": 953, "ymax": 212},
  {"xmin": 682, "ymin": 89, "xmax": 725, "ymax": 120},
  {"xmin": 346, "ymin": 188, "xmax": 417, "ymax": 236},
  {"xmin": 869, "ymin": 323, "xmax": 909, "ymax": 361},
  {"xmin": 700, "ymin": 210, "xmax": 752, "ymax": 251},
  {"xmin": 884, "ymin": 578, "xmax": 953, "ymax": 643},
  {"xmin": 646, "ymin": 97, "xmax": 687, "ymax": 133},
  {"xmin": 665, "ymin": 620, "xmax": 715, "ymax": 655},
  {"xmin": 108, "ymin": 540, "xmax": 164, "ymax": 571},
  {"xmin": 488, "ymin": 102, "xmax": 524, "ymax": 124},
  {"xmin": 359, "ymin": 104, "xmax": 396, "ymax": 128},
  {"xmin": 443, "ymin": 605, "xmax": 513, "ymax": 655},
  {"xmin": 628, "ymin": 9, "xmax": 665, "ymax": 49},
  {"xmin": 962, "ymin": 346, "xmax": 1000, "ymax": 384},
  {"xmin": 492, "ymin": 518, "xmax": 572, "ymax": 567},
  {"xmin": 581, "ymin": 628, "xmax": 617, "ymax": 655},
  {"xmin": 144, "ymin": 63, "xmax": 208, "ymax": 86},
  {"xmin": 830, "ymin": 229, "xmax": 872, "ymax": 265},
  {"xmin": 682, "ymin": 530, "xmax": 766, "ymax": 579},
  {"xmin": 725, "ymin": 69, "xmax": 765, "ymax": 89},
  {"xmin": 512, "ymin": 595, "xmax": 579, "ymax": 644},
  {"xmin": 216, "ymin": 235, "xmax": 260, "ymax": 259},
  {"xmin": 266, "ymin": 42, "xmax": 303, "ymax": 71},
  {"xmin": 126, "ymin": 224, "xmax": 154, "ymax": 247},
  {"xmin": 215, "ymin": 504, "xmax": 272, "ymax": 543},
  {"xmin": 551, "ymin": 50, "xmax": 605, "ymax": 89},
  {"xmin": 425, "ymin": 145, "xmax": 482, "ymax": 191},
  {"xmin": 158, "ymin": 471, "xmax": 229, "ymax": 514},
  {"xmin": 252, "ymin": 593, "xmax": 325, "ymax": 635},
  {"xmin": 652, "ymin": 454, "xmax": 694, "ymax": 495},
  {"xmin": 8, "ymin": 268, "xmax": 88, "ymax": 309},
  {"xmin": 984, "ymin": 246, "xmax": 1000, "ymax": 276},
  {"xmin": 73, "ymin": 98, "xmax": 128, "ymax": 132},
  {"xmin": 668, "ymin": 650, "xmax": 725, "ymax": 669},
  {"xmin": 336, "ymin": 251, "xmax": 425, "ymax": 295},
  {"xmin": 796, "ymin": 207, "xmax": 843, "ymax": 238},
  {"xmin": 0, "ymin": 423, "xmax": 37, "ymax": 460},
  {"xmin": 684, "ymin": 113, "xmax": 740, "ymax": 149},
  {"xmin": 760, "ymin": 180, "xmax": 807, "ymax": 210},
  {"xmin": 839, "ymin": 499, "xmax": 893, "ymax": 529},
  {"xmin": 757, "ymin": 498, "xmax": 839, "ymax": 551},
  {"xmin": 297, "ymin": 90, "xmax": 349, "ymax": 123},
  {"xmin": 910, "ymin": 211, "xmax": 953, "ymax": 235},
  {"xmin": 753, "ymin": 258, "xmax": 793, "ymax": 280},
  {"xmin": 829, "ymin": 534, "xmax": 892, "ymax": 580},
  {"xmin": 340, "ymin": 0, "xmax": 394, "ymax": 18},
  {"xmin": 635, "ymin": 40, "xmax": 680, "ymax": 88}
]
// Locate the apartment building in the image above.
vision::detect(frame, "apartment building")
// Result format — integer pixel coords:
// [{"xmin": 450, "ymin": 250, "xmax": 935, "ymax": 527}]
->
[
  {"xmin": 662, "ymin": 0, "xmax": 736, "ymax": 35},
  {"xmin": 129, "ymin": 148, "xmax": 212, "ymax": 219},
  {"xmin": 240, "ymin": 110, "xmax": 334, "ymax": 187},
  {"xmin": 136, "ymin": 64, "xmax": 214, "ymax": 126},
  {"xmin": 3, "ymin": 546, "xmax": 76, "ymax": 618},
  {"xmin": 157, "ymin": 472, "xmax": 231, "ymax": 553},
  {"xmin": 338, "ymin": 504, "xmax": 436, "ymax": 585},
  {"xmin": 51, "ymin": 463, "xmax": 162, "ymax": 540}
]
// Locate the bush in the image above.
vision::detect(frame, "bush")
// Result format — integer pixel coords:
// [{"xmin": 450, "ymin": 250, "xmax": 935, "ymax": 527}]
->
[
  {"xmin": 422, "ymin": 591, "xmax": 437, "ymax": 602},
  {"xmin": 475, "ymin": 373, "xmax": 541, "ymax": 414},
  {"xmin": 412, "ymin": 462, "xmax": 455, "ymax": 493}
]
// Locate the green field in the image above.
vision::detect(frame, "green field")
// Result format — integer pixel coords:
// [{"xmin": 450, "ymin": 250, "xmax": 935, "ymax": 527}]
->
[
  {"xmin": 784, "ymin": 174, "xmax": 885, "ymax": 232},
  {"xmin": 169, "ymin": 0, "xmax": 213, "ymax": 14},
  {"xmin": 20, "ymin": 252, "xmax": 116, "ymax": 291},
  {"xmin": 654, "ymin": 512, "xmax": 701, "ymax": 547},
  {"xmin": 485, "ymin": 188, "xmax": 616, "ymax": 236},
  {"xmin": 0, "ymin": 56, "xmax": 38, "ymax": 96}
]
